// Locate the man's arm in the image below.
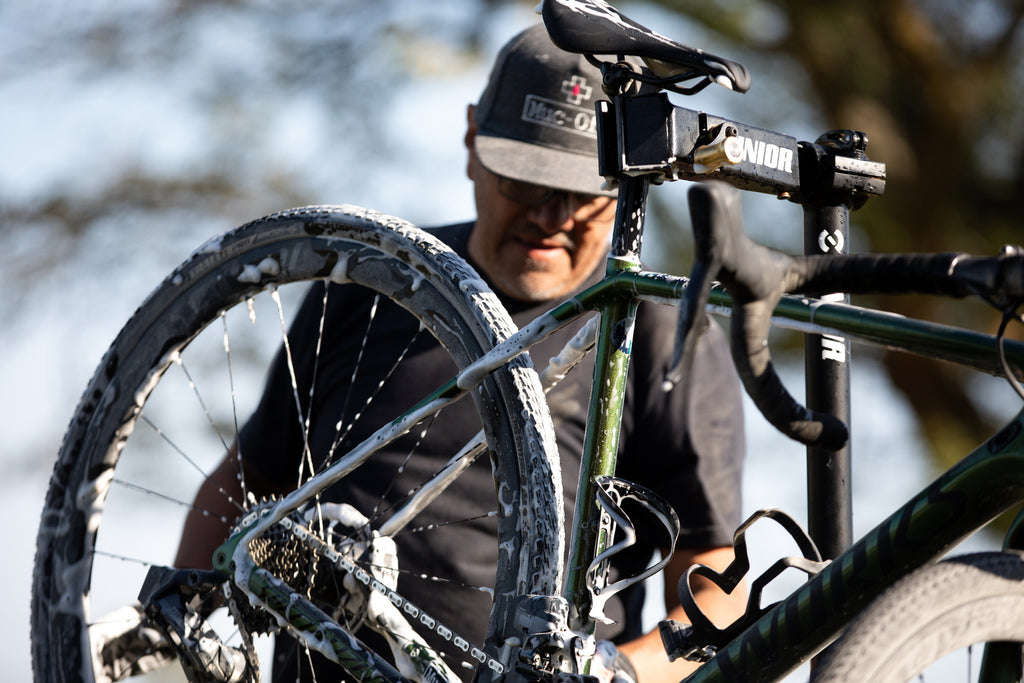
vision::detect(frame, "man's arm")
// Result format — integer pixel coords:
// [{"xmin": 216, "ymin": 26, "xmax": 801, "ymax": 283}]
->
[
  {"xmin": 618, "ymin": 546, "xmax": 746, "ymax": 683},
  {"xmin": 174, "ymin": 447, "xmax": 278, "ymax": 570}
]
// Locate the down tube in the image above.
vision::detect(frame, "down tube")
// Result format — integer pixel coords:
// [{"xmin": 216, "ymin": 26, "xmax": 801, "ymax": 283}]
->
[{"xmin": 685, "ymin": 409, "xmax": 1024, "ymax": 683}]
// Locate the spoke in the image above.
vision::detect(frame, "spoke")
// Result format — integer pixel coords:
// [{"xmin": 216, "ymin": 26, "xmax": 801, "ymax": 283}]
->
[
  {"xmin": 325, "ymin": 302, "xmax": 425, "ymax": 469},
  {"xmin": 139, "ymin": 415, "xmax": 246, "ymax": 515},
  {"xmin": 173, "ymin": 353, "xmax": 233, "ymax": 458},
  {"xmin": 332, "ymin": 291, "xmax": 380, "ymax": 453},
  {"xmin": 287, "ymin": 520, "xmax": 496, "ymax": 676},
  {"xmin": 139, "ymin": 413, "xmax": 210, "ymax": 479},
  {"xmin": 221, "ymin": 310, "xmax": 250, "ymax": 506},
  {"xmin": 365, "ymin": 414, "xmax": 438, "ymax": 527},
  {"xmin": 318, "ymin": 509, "xmax": 500, "ymax": 544},
  {"xmin": 379, "ymin": 432, "xmax": 487, "ymax": 538},
  {"xmin": 388, "ymin": 564, "xmax": 495, "ymax": 596},
  {"xmin": 304, "ymin": 646, "xmax": 320, "ymax": 682},
  {"xmin": 270, "ymin": 285, "xmax": 318, "ymax": 489},
  {"xmin": 93, "ymin": 548, "xmax": 155, "ymax": 568},
  {"xmin": 318, "ymin": 509, "xmax": 500, "ymax": 598},
  {"xmin": 111, "ymin": 478, "xmax": 235, "ymax": 524},
  {"xmin": 247, "ymin": 387, "xmax": 463, "ymax": 540},
  {"xmin": 397, "ymin": 510, "xmax": 498, "ymax": 537},
  {"xmin": 300, "ymin": 285, "xmax": 332, "ymax": 532},
  {"xmin": 309, "ymin": 426, "xmax": 489, "ymax": 541},
  {"xmin": 302, "ymin": 285, "xmax": 331, "ymax": 476}
]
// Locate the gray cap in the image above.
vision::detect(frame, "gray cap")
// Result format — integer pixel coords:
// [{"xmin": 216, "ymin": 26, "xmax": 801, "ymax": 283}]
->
[{"xmin": 474, "ymin": 24, "xmax": 612, "ymax": 197}]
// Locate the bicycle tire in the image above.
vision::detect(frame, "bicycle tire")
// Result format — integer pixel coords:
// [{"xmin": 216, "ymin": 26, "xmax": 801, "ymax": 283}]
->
[
  {"xmin": 32, "ymin": 205, "xmax": 564, "ymax": 682},
  {"xmin": 811, "ymin": 551, "xmax": 1024, "ymax": 683}
]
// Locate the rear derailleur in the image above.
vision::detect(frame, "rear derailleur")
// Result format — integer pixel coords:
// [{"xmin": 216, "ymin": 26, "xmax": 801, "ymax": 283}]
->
[{"xmin": 138, "ymin": 566, "xmax": 256, "ymax": 683}]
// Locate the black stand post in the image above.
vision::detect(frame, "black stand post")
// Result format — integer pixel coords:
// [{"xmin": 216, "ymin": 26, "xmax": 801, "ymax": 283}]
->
[
  {"xmin": 800, "ymin": 130, "xmax": 875, "ymax": 560},
  {"xmin": 803, "ymin": 202, "xmax": 852, "ymax": 560}
]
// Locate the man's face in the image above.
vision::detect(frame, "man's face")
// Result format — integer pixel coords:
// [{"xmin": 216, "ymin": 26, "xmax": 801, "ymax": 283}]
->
[{"xmin": 465, "ymin": 108, "xmax": 616, "ymax": 303}]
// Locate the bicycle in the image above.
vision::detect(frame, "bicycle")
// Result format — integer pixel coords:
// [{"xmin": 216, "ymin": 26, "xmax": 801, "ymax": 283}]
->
[{"xmin": 30, "ymin": 1, "xmax": 1024, "ymax": 682}]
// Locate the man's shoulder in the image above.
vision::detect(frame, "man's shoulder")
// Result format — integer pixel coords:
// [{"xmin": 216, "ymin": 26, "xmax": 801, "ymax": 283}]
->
[{"xmin": 424, "ymin": 222, "xmax": 474, "ymax": 258}]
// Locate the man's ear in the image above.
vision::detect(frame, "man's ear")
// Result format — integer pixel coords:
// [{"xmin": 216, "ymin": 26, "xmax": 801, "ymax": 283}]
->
[
  {"xmin": 465, "ymin": 105, "xmax": 478, "ymax": 147},
  {"xmin": 465, "ymin": 104, "xmax": 478, "ymax": 180}
]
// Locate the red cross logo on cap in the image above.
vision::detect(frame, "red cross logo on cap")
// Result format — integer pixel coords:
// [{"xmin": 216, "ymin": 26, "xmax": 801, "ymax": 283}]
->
[{"xmin": 561, "ymin": 75, "xmax": 593, "ymax": 105}]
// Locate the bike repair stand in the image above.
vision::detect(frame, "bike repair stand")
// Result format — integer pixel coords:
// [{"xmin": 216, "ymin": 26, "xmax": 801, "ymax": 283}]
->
[
  {"xmin": 593, "ymin": 89, "xmax": 886, "ymax": 557},
  {"xmin": 598, "ymin": 86, "xmax": 887, "ymax": 668},
  {"xmin": 798, "ymin": 130, "xmax": 880, "ymax": 560}
]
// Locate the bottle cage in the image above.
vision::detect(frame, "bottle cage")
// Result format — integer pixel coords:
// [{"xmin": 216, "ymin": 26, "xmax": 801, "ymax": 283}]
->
[
  {"xmin": 665, "ymin": 508, "xmax": 830, "ymax": 662},
  {"xmin": 587, "ymin": 475, "xmax": 681, "ymax": 623}
]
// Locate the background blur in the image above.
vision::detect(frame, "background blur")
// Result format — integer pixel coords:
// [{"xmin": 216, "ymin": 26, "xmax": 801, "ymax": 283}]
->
[{"xmin": 3, "ymin": 0, "xmax": 1022, "ymax": 679}]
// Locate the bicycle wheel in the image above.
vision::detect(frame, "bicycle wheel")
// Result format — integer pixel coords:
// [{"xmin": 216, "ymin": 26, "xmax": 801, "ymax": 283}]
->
[
  {"xmin": 32, "ymin": 206, "xmax": 564, "ymax": 682},
  {"xmin": 811, "ymin": 551, "xmax": 1024, "ymax": 683}
]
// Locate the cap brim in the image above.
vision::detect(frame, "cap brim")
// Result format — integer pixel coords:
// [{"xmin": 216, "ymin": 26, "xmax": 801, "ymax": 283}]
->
[{"xmin": 475, "ymin": 133, "xmax": 614, "ymax": 197}]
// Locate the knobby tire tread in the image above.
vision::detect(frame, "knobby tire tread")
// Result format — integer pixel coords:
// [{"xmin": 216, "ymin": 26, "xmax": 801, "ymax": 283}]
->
[
  {"xmin": 31, "ymin": 205, "xmax": 563, "ymax": 682},
  {"xmin": 811, "ymin": 550, "xmax": 1024, "ymax": 683}
]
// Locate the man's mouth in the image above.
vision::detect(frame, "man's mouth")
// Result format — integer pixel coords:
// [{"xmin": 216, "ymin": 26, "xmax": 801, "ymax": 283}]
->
[{"xmin": 511, "ymin": 230, "xmax": 575, "ymax": 253}]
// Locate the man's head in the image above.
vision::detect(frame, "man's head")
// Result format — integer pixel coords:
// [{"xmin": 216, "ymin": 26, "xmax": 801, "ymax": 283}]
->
[{"xmin": 465, "ymin": 24, "xmax": 617, "ymax": 303}]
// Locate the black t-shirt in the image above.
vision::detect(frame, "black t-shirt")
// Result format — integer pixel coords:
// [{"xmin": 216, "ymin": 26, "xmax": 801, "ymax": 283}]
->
[{"xmin": 239, "ymin": 222, "xmax": 744, "ymax": 671}]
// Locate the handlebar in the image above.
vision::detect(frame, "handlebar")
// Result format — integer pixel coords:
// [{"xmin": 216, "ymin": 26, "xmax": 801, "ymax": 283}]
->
[{"xmin": 670, "ymin": 181, "xmax": 1024, "ymax": 450}]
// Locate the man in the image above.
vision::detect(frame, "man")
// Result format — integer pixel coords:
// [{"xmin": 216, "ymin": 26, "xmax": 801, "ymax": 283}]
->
[{"xmin": 177, "ymin": 24, "xmax": 746, "ymax": 682}]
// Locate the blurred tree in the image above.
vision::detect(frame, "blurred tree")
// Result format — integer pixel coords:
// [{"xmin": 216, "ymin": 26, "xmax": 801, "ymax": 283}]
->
[
  {"xmin": 0, "ymin": 0, "xmax": 509, "ymax": 314},
  {"xmin": 639, "ymin": 0, "xmax": 1024, "ymax": 468},
  {"xmin": 1, "ymin": 0, "xmax": 508, "ymax": 231},
  {"xmin": 5, "ymin": 0, "xmax": 1020, "ymax": 469}
]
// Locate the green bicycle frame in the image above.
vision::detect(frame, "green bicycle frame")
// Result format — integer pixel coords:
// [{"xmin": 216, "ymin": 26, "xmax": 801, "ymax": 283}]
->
[
  {"xmin": 548, "ymin": 262, "xmax": 1024, "ymax": 681},
  {"xmin": 210, "ymin": 253, "xmax": 1024, "ymax": 681},
  {"xmin": 685, "ymin": 407, "xmax": 1024, "ymax": 682}
]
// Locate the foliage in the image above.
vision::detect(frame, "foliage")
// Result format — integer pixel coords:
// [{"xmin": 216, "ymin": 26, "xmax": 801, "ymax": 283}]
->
[
  {"xmin": 6, "ymin": 0, "xmax": 1021, "ymax": 468},
  {"xmin": 639, "ymin": 0, "xmax": 1024, "ymax": 466}
]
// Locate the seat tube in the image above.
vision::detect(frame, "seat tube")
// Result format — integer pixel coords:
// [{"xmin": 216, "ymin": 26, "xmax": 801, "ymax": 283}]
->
[
  {"xmin": 608, "ymin": 174, "xmax": 650, "ymax": 266},
  {"xmin": 564, "ymin": 175, "xmax": 649, "ymax": 632}
]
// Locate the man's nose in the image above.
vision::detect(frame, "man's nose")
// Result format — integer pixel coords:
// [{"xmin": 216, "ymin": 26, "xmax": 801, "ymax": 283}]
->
[{"xmin": 526, "ymin": 194, "xmax": 573, "ymax": 234}]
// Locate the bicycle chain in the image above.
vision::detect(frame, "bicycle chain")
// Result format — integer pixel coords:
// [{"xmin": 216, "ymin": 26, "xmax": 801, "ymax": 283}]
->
[{"xmin": 237, "ymin": 510, "xmax": 507, "ymax": 676}]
